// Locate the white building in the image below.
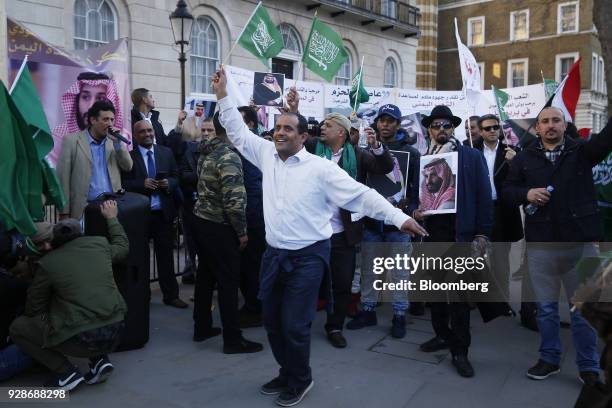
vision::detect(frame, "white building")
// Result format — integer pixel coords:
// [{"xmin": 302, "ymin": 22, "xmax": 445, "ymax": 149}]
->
[{"xmin": 4, "ymin": 0, "xmax": 421, "ymax": 129}]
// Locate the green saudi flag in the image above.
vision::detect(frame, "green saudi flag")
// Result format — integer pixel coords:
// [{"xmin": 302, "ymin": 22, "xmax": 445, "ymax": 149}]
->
[
  {"xmin": 349, "ymin": 65, "xmax": 369, "ymax": 112},
  {"xmin": 0, "ymin": 82, "xmax": 42, "ymax": 235},
  {"xmin": 492, "ymin": 85, "xmax": 510, "ymax": 121},
  {"xmin": 302, "ymin": 17, "xmax": 349, "ymax": 82},
  {"xmin": 9, "ymin": 59, "xmax": 66, "ymax": 209},
  {"xmin": 237, "ymin": 2, "xmax": 284, "ymax": 66}
]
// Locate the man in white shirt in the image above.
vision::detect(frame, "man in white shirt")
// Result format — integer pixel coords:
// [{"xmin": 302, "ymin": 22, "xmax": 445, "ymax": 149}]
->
[{"xmin": 212, "ymin": 67, "xmax": 427, "ymax": 407}]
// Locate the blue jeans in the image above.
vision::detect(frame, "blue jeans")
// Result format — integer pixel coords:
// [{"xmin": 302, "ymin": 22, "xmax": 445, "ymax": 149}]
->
[
  {"xmin": 528, "ymin": 244, "xmax": 599, "ymax": 372},
  {"xmin": 260, "ymin": 241, "xmax": 329, "ymax": 389},
  {"xmin": 0, "ymin": 345, "xmax": 33, "ymax": 381},
  {"xmin": 361, "ymin": 228, "xmax": 411, "ymax": 315}
]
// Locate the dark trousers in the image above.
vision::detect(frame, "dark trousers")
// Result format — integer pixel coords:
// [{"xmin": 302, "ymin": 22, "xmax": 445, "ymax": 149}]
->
[
  {"xmin": 240, "ymin": 225, "xmax": 266, "ymax": 314},
  {"xmin": 261, "ymin": 241, "xmax": 329, "ymax": 389},
  {"xmin": 9, "ymin": 315, "xmax": 117, "ymax": 374},
  {"xmin": 192, "ymin": 217, "xmax": 241, "ymax": 343},
  {"xmin": 149, "ymin": 211, "xmax": 178, "ymax": 302},
  {"xmin": 181, "ymin": 205, "xmax": 198, "ymax": 271},
  {"xmin": 430, "ymin": 302, "xmax": 471, "ymax": 356},
  {"xmin": 325, "ymin": 232, "xmax": 356, "ymax": 332},
  {"xmin": 491, "ymin": 204, "xmax": 511, "ymax": 300}
]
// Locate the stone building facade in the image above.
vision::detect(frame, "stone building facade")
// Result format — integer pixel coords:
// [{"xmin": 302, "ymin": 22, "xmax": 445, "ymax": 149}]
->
[
  {"xmin": 4, "ymin": 0, "xmax": 422, "ymax": 129},
  {"xmin": 436, "ymin": 0, "xmax": 607, "ymax": 131}
]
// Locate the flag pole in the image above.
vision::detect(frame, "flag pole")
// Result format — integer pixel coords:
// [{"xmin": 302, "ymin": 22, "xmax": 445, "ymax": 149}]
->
[
  {"xmin": 221, "ymin": 1, "xmax": 262, "ymax": 67},
  {"xmin": 463, "ymin": 87, "xmax": 474, "ymax": 148},
  {"xmin": 352, "ymin": 55, "xmax": 365, "ymax": 115},
  {"xmin": 9, "ymin": 54, "xmax": 29, "ymax": 94}
]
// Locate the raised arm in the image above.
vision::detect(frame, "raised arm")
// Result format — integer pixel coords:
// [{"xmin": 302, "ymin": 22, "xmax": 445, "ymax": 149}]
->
[{"xmin": 213, "ymin": 67, "xmax": 272, "ymax": 170}]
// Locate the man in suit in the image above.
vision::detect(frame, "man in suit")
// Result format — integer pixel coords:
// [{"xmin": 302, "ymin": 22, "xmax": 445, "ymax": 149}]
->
[
  {"xmin": 56, "ymin": 100, "xmax": 133, "ymax": 220},
  {"xmin": 474, "ymin": 114, "xmax": 523, "ymax": 303},
  {"xmin": 122, "ymin": 120, "xmax": 187, "ymax": 309}
]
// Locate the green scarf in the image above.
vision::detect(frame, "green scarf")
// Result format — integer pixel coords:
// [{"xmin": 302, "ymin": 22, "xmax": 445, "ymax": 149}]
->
[{"xmin": 315, "ymin": 141, "xmax": 357, "ymax": 179}]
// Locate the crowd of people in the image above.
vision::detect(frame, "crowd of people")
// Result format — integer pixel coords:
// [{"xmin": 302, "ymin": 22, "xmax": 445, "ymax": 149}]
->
[{"xmin": 1, "ymin": 65, "xmax": 611, "ymax": 407}]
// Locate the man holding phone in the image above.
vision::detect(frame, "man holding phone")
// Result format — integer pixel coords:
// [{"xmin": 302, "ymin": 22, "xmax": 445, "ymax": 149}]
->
[{"xmin": 122, "ymin": 120, "xmax": 188, "ymax": 309}]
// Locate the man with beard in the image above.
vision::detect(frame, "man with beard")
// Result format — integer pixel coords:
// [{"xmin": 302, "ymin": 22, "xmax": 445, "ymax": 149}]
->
[
  {"xmin": 56, "ymin": 101, "xmax": 132, "ymax": 220},
  {"xmin": 414, "ymin": 105, "xmax": 493, "ymax": 378},
  {"xmin": 51, "ymin": 72, "xmax": 127, "ymax": 166},
  {"xmin": 347, "ymin": 103, "xmax": 423, "ymax": 334},
  {"xmin": 420, "ymin": 158, "xmax": 456, "ymax": 211}
]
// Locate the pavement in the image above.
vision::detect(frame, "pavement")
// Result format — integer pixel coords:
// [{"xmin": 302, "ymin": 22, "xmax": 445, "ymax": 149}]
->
[{"xmin": 5, "ymin": 279, "xmax": 587, "ymax": 408}]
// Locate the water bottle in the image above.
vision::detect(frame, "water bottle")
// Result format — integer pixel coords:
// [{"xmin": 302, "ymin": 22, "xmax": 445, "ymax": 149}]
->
[
  {"xmin": 358, "ymin": 119, "xmax": 368, "ymax": 148},
  {"xmin": 525, "ymin": 185, "xmax": 554, "ymax": 216}
]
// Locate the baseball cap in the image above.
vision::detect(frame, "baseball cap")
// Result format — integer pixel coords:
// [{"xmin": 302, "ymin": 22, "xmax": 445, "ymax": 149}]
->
[{"xmin": 375, "ymin": 104, "xmax": 402, "ymax": 122}]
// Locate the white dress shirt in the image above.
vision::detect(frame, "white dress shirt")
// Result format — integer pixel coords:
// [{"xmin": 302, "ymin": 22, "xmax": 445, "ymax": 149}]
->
[
  {"xmin": 218, "ymin": 96, "xmax": 410, "ymax": 250},
  {"xmin": 483, "ymin": 141, "xmax": 498, "ymax": 200}
]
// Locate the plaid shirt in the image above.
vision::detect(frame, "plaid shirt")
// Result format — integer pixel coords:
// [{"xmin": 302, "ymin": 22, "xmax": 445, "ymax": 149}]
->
[{"xmin": 538, "ymin": 139, "xmax": 565, "ymax": 164}]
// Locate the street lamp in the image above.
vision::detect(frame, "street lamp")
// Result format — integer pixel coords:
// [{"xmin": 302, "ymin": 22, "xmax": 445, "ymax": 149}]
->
[{"xmin": 170, "ymin": 0, "xmax": 194, "ymax": 109}]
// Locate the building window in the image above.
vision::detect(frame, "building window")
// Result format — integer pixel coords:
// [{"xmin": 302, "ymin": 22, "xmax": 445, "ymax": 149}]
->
[
  {"xmin": 273, "ymin": 24, "xmax": 303, "ymax": 80},
  {"xmin": 558, "ymin": 1, "xmax": 579, "ymax": 34},
  {"xmin": 73, "ymin": 0, "xmax": 117, "ymax": 49},
  {"xmin": 384, "ymin": 57, "xmax": 397, "ymax": 88},
  {"xmin": 592, "ymin": 53, "xmax": 599, "ymax": 91},
  {"xmin": 510, "ymin": 9, "xmax": 529, "ymax": 41},
  {"xmin": 477, "ymin": 62, "xmax": 485, "ymax": 89},
  {"xmin": 598, "ymin": 56, "xmax": 605, "ymax": 94},
  {"xmin": 555, "ymin": 52, "xmax": 578, "ymax": 83},
  {"xmin": 507, "ymin": 58, "xmax": 528, "ymax": 88},
  {"xmin": 190, "ymin": 17, "xmax": 219, "ymax": 95},
  {"xmin": 381, "ymin": 0, "xmax": 397, "ymax": 19},
  {"xmin": 467, "ymin": 16, "xmax": 485, "ymax": 46},
  {"xmin": 335, "ymin": 54, "xmax": 352, "ymax": 86}
]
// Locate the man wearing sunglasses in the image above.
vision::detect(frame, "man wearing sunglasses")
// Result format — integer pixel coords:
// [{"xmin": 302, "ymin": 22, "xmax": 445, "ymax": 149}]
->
[
  {"xmin": 474, "ymin": 115, "xmax": 524, "ymax": 320},
  {"xmin": 413, "ymin": 105, "xmax": 494, "ymax": 378}
]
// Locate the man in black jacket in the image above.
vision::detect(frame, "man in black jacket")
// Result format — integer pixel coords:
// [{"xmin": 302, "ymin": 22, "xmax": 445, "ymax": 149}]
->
[
  {"xmin": 504, "ymin": 107, "xmax": 612, "ymax": 385},
  {"xmin": 473, "ymin": 114, "xmax": 523, "ymax": 303},
  {"xmin": 347, "ymin": 104, "xmax": 422, "ymax": 337},
  {"xmin": 305, "ymin": 112, "xmax": 394, "ymax": 348},
  {"xmin": 122, "ymin": 120, "xmax": 187, "ymax": 309}
]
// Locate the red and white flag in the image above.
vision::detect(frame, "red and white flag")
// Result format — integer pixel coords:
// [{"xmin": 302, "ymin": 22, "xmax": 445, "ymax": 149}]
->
[
  {"xmin": 548, "ymin": 58, "xmax": 581, "ymax": 122},
  {"xmin": 454, "ymin": 18, "xmax": 481, "ymax": 93}
]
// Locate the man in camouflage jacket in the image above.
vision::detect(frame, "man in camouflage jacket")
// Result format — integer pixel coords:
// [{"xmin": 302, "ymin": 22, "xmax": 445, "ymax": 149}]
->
[{"xmin": 191, "ymin": 112, "xmax": 263, "ymax": 354}]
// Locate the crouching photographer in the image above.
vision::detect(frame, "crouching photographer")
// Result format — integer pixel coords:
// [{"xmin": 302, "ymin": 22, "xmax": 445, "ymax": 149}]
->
[{"xmin": 9, "ymin": 200, "xmax": 128, "ymax": 391}]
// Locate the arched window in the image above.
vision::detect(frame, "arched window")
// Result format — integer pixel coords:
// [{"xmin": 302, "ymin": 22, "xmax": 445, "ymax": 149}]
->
[
  {"xmin": 74, "ymin": 0, "xmax": 117, "ymax": 49},
  {"xmin": 384, "ymin": 57, "xmax": 397, "ymax": 88},
  {"xmin": 335, "ymin": 54, "xmax": 352, "ymax": 86},
  {"xmin": 278, "ymin": 23, "xmax": 302, "ymax": 56},
  {"xmin": 190, "ymin": 17, "xmax": 220, "ymax": 94}
]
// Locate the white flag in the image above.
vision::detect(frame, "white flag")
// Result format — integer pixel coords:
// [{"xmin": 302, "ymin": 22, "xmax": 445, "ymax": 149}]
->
[{"xmin": 454, "ymin": 18, "xmax": 481, "ymax": 93}]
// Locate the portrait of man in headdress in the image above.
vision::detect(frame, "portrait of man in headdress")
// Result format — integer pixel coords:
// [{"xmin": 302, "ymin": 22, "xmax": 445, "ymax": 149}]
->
[{"xmin": 419, "ymin": 152, "xmax": 458, "ymax": 214}]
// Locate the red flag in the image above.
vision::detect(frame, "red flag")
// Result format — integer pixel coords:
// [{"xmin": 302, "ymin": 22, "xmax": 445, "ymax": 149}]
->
[{"xmin": 550, "ymin": 58, "xmax": 581, "ymax": 122}]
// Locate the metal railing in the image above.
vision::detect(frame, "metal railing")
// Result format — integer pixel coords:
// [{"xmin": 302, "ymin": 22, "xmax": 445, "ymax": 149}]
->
[{"xmin": 316, "ymin": 0, "xmax": 420, "ymax": 28}]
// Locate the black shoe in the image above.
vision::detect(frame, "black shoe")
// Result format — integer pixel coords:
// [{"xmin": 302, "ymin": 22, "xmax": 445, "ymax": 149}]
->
[
  {"xmin": 391, "ymin": 315, "xmax": 406, "ymax": 339},
  {"xmin": 239, "ymin": 309, "xmax": 263, "ymax": 328},
  {"xmin": 409, "ymin": 302, "xmax": 425, "ymax": 316},
  {"xmin": 260, "ymin": 377, "xmax": 289, "ymax": 396},
  {"xmin": 44, "ymin": 367, "xmax": 84, "ymax": 391},
  {"xmin": 84, "ymin": 356, "xmax": 113, "ymax": 385},
  {"xmin": 275, "ymin": 380, "xmax": 314, "ymax": 407},
  {"xmin": 420, "ymin": 336, "xmax": 449, "ymax": 352},
  {"xmin": 452, "ymin": 355, "xmax": 475, "ymax": 378},
  {"xmin": 164, "ymin": 298, "xmax": 189, "ymax": 309},
  {"xmin": 193, "ymin": 327, "xmax": 222, "ymax": 342},
  {"xmin": 579, "ymin": 371, "xmax": 602, "ymax": 386},
  {"xmin": 345, "ymin": 310, "xmax": 377, "ymax": 330},
  {"xmin": 223, "ymin": 337, "xmax": 263, "ymax": 354},
  {"xmin": 326, "ymin": 330, "xmax": 347, "ymax": 348},
  {"xmin": 526, "ymin": 359, "xmax": 560, "ymax": 380}
]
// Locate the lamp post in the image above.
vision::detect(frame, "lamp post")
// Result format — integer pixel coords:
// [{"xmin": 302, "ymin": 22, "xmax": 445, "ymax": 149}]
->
[{"xmin": 170, "ymin": 0, "xmax": 194, "ymax": 109}]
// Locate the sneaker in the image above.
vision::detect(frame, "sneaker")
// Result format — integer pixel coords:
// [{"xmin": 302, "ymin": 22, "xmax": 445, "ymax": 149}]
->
[
  {"xmin": 452, "ymin": 355, "xmax": 475, "ymax": 378},
  {"xmin": 345, "ymin": 310, "xmax": 377, "ymax": 330},
  {"xmin": 275, "ymin": 380, "xmax": 314, "ymax": 407},
  {"xmin": 420, "ymin": 336, "xmax": 449, "ymax": 352},
  {"xmin": 526, "ymin": 360, "xmax": 560, "ymax": 380},
  {"xmin": 326, "ymin": 330, "xmax": 347, "ymax": 348},
  {"xmin": 223, "ymin": 337, "xmax": 263, "ymax": 354},
  {"xmin": 44, "ymin": 367, "xmax": 84, "ymax": 391},
  {"xmin": 408, "ymin": 302, "xmax": 425, "ymax": 316},
  {"xmin": 391, "ymin": 315, "xmax": 406, "ymax": 339},
  {"xmin": 84, "ymin": 356, "xmax": 114, "ymax": 385},
  {"xmin": 260, "ymin": 377, "xmax": 289, "ymax": 395},
  {"xmin": 579, "ymin": 371, "xmax": 602, "ymax": 386}
]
